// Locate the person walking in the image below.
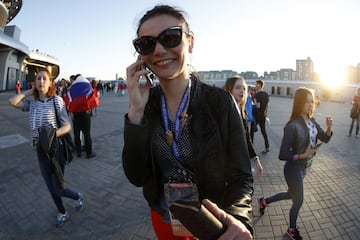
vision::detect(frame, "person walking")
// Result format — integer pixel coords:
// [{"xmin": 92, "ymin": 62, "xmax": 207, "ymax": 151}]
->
[
  {"xmin": 247, "ymin": 86, "xmax": 258, "ymax": 142},
  {"xmin": 58, "ymin": 78, "xmax": 69, "ymax": 100},
  {"xmin": 8, "ymin": 68, "xmax": 83, "ymax": 227},
  {"xmin": 123, "ymin": 5, "xmax": 254, "ymax": 240},
  {"xmin": 224, "ymin": 75, "xmax": 264, "ymax": 177},
  {"xmin": 64, "ymin": 74, "xmax": 98, "ymax": 158},
  {"xmin": 97, "ymin": 80, "xmax": 104, "ymax": 97},
  {"xmin": 90, "ymin": 79, "xmax": 100, "ymax": 117},
  {"xmin": 258, "ymin": 87, "xmax": 333, "ymax": 240},
  {"xmin": 15, "ymin": 80, "xmax": 21, "ymax": 94},
  {"xmin": 253, "ymin": 79, "xmax": 270, "ymax": 153},
  {"xmin": 348, "ymin": 95, "xmax": 360, "ymax": 137},
  {"xmin": 119, "ymin": 81, "xmax": 125, "ymax": 96}
]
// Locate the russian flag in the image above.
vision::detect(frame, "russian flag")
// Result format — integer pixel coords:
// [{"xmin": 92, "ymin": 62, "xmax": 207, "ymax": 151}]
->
[{"xmin": 65, "ymin": 75, "xmax": 99, "ymax": 112}]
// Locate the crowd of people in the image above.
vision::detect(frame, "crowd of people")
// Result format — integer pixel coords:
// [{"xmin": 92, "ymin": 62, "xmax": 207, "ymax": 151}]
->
[
  {"xmin": 122, "ymin": 4, "xmax": 334, "ymax": 240},
  {"xmin": 6, "ymin": 4, "xmax": 345, "ymax": 240}
]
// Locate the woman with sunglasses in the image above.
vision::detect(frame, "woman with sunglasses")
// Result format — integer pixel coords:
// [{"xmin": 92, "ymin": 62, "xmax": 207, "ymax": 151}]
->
[{"xmin": 123, "ymin": 5, "xmax": 253, "ymax": 240}]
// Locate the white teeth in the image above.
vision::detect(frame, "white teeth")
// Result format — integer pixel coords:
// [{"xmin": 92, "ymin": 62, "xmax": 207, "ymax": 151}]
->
[{"xmin": 157, "ymin": 59, "xmax": 172, "ymax": 65}]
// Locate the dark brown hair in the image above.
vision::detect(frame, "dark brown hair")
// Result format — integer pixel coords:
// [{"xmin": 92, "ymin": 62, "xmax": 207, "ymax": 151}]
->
[
  {"xmin": 136, "ymin": 5, "xmax": 190, "ymax": 35},
  {"xmin": 289, "ymin": 87, "xmax": 315, "ymax": 122},
  {"xmin": 224, "ymin": 75, "xmax": 247, "ymax": 116}
]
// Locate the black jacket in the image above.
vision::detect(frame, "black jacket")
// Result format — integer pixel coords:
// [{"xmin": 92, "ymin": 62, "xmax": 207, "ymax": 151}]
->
[
  {"xmin": 279, "ymin": 116, "xmax": 332, "ymax": 165},
  {"xmin": 122, "ymin": 77, "xmax": 254, "ymax": 233}
]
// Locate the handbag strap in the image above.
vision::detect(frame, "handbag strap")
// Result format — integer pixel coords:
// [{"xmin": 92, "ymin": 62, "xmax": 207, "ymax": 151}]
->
[{"xmin": 52, "ymin": 97, "xmax": 61, "ymax": 128}]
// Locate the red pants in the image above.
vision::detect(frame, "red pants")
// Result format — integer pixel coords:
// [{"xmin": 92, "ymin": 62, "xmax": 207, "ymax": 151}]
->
[{"xmin": 151, "ymin": 210, "xmax": 196, "ymax": 240}]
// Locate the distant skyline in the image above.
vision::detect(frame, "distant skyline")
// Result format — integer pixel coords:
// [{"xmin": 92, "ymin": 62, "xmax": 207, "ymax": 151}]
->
[{"xmin": 9, "ymin": 0, "xmax": 360, "ymax": 83}]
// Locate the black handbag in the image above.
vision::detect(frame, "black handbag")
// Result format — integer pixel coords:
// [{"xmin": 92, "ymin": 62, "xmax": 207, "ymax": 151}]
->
[
  {"xmin": 38, "ymin": 126, "xmax": 56, "ymax": 155},
  {"xmin": 53, "ymin": 98, "xmax": 75, "ymax": 165}
]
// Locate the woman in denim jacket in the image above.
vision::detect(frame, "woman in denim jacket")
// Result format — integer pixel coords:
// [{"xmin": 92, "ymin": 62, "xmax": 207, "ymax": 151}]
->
[{"xmin": 258, "ymin": 87, "xmax": 333, "ymax": 240}]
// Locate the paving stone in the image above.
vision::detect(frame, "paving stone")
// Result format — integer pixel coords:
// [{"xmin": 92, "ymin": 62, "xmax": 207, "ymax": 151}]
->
[{"xmin": 1, "ymin": 92, "xmax": 359, "ymax": 239}]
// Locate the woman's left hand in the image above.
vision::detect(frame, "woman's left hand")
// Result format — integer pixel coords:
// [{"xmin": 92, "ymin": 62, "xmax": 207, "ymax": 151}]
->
[
  {"xmin": 326, "ymin": 115, "xmax": 333, "ymax": 128},
  {"xmin": 202, "ymin": 199, "xmax": 253, "ymax": 240},
  {"xmin": 254, "ymin": 157, "xmax": 264, "ymax": 177},
  {"xmin": 325, "ymin": 115, "xmax": 333, "ymax": 136}
]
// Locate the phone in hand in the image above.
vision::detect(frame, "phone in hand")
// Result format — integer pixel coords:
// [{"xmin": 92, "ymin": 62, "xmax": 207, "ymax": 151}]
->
[
  {"xmin": 169, "ymin": 200, "xmax": 225, "ymax": 240},
  {"xmin": 316, "ymin": 142, "xmax": 323, "ymax": 148},
  {"xmin": 138, "ymin": 56, "xmax": 154, "ymax": 85},
  {"xmin": 143, "ymin": 64, "xmax": 154, "ymax": 85}
]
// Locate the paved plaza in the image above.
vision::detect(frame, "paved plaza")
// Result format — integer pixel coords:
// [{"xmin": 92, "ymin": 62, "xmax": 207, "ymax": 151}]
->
[{"xmin": 0, "ymin": 90, "xmax": 359, "ymax": 240}]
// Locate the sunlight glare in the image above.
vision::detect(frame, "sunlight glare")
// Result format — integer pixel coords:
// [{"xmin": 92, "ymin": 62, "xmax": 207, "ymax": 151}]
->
[{"xmin": 317, "ymin": 63, "xmax": 346, "ymax": 88}]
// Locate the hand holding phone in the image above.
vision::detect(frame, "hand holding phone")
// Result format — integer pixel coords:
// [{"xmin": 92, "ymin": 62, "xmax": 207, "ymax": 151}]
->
[
  {"xmin": 169, "ymin": 200, "xmax": 225, "ymax": 240},
  {"xmin": 143, "ymin": 65, "xmax": 154, "ymax": 85},
  {"xmin": 138, "ymin": 56, "xmax": 154, "ymax": 85}
]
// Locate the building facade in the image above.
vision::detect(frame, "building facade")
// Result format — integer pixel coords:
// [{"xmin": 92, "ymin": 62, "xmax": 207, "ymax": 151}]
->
[
  {"xmin": 0, "ymin": 0, "xmax": 59, "ymax": 92},
  {"xmin": 296, "ymin": 57, "xmax": 314, "ymax": 81}
]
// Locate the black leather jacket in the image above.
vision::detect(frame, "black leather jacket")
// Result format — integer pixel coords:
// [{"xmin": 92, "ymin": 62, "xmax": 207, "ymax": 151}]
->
[
  {"xmin": 279, "ymin": 116, "xmax": 332, "ymax": 165},
  {"xmin": 122, "ymin": 77, "xmax": 254, "ymax": 233}
]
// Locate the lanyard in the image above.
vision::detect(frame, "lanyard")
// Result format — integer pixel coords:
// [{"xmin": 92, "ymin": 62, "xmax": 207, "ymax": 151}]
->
[{"xmin": 160, "ymin": 80, "xmax": 191, "ymax": 163}]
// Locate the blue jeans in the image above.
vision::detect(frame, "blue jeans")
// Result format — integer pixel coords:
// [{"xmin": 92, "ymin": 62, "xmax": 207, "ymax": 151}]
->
[
  {"xmin": 349, "ymin": 117, "xmax": 359, "ymax": 135},
  {"xmin": 37, "ymin": 148, "xmax": 79, "ymax": 214},
  {"xmin": 266, "ymin": 162, "xmax": 305, "ymax": 228}
]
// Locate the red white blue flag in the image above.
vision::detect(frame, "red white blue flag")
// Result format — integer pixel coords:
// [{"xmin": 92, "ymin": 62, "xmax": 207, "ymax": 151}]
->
[{"xmin": 65, "ymin": 75, "xmax": 99, "ymax": 112}]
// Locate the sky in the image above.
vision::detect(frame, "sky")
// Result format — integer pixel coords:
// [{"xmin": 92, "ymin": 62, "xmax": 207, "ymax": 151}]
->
[{"xmin": 9, "ymin": 0, "xmax": 360, "ymax": 82}]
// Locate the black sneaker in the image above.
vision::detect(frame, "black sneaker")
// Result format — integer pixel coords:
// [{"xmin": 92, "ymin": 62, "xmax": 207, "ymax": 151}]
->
[
  {"xmin": 86, "ymin": 152, "xmax": 96, "ymax": 159},
  {"xmin": 259, "ymin": 197, "xmax": 266, "ymax": 215},
  {"xmin": 287, "ymin": 227, "xmax": 303, "ymax": 240},
  {"xmin": 261, "ymin": 148, "xmax": 270, "ymax": 154}
]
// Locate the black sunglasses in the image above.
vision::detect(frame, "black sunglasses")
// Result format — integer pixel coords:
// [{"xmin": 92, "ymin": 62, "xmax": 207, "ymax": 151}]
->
[{"xmin": 133, "ymin": 26, "xmax": 185, "ymax": 55}]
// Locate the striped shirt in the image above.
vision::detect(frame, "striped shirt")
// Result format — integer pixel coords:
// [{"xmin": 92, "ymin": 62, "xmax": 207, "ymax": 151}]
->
[{"xmin": 22, "ymin": 96, "xmax": 70, "ymax": 140}]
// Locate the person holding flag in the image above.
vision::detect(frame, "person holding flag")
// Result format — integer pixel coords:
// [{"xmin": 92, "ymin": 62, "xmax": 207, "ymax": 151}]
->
[{"xmin": 64, "ymin": 74, "xmax": 99, "ymax": 158}]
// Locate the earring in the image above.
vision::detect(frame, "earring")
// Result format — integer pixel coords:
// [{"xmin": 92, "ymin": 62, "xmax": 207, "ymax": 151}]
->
[{"xmin": 187, "ymin": 53, "xmax": 194, "ymax": 74}]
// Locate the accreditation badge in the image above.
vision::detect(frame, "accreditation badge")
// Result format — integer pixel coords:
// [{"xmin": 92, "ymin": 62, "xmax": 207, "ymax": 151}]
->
[{"xmin": 164, "ymin": 182, "xmax": 199, "ymax": 236}]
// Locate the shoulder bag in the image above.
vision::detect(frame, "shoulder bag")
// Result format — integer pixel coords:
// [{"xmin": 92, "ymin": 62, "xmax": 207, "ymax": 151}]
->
[{"xmin": 53, "ymin": 98, "xmax": 75, "ymax": 165}]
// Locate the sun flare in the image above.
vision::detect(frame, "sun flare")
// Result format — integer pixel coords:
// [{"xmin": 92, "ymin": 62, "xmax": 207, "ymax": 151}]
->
[{"xmin": 317, "ymin": 63, "xmax": 347, "ymax": 87}]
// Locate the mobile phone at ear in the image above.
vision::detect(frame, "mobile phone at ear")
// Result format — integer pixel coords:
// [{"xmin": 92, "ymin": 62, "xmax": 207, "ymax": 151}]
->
[
  {"xmin": 143, "ymin": 64, "xmax": 154, "ymax": 85},
  {"xmin": 138, "ymin": 56, "xmax": 153, "ymax": 83}
]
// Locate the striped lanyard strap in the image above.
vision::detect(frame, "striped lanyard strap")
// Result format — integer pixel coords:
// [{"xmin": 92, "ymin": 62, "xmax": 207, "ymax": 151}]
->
[{"xmin": 160, "ymin": 80, "xmax": 191, "ymax": 163}]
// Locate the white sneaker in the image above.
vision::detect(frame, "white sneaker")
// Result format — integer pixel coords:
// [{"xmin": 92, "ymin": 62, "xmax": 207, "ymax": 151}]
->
[
  {"xmin": 75, "ymin": 193, "xmax": 83, "ymax": 212},
  {"xmin": 55, "ymin": 211, "xmax": 69, "ymax": 227}
]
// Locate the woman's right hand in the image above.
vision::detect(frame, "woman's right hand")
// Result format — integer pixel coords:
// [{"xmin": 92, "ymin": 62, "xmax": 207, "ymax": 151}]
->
[
  {"xmin": 302, "ymin": 144, "xmax": 317, "ymax": 159},
  {"xmin": 202, "ymin": 199, "xmax": 253, "ymax": 240},
  {"xmin": 126, "ymin": 58, "xmax": 152, "ymax": 124}
]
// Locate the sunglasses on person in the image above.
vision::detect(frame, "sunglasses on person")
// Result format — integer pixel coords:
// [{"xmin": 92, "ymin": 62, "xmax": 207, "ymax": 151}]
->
[{"xmin": 133, "ymin": 26, "xmax": 187, "ymax": 55}]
